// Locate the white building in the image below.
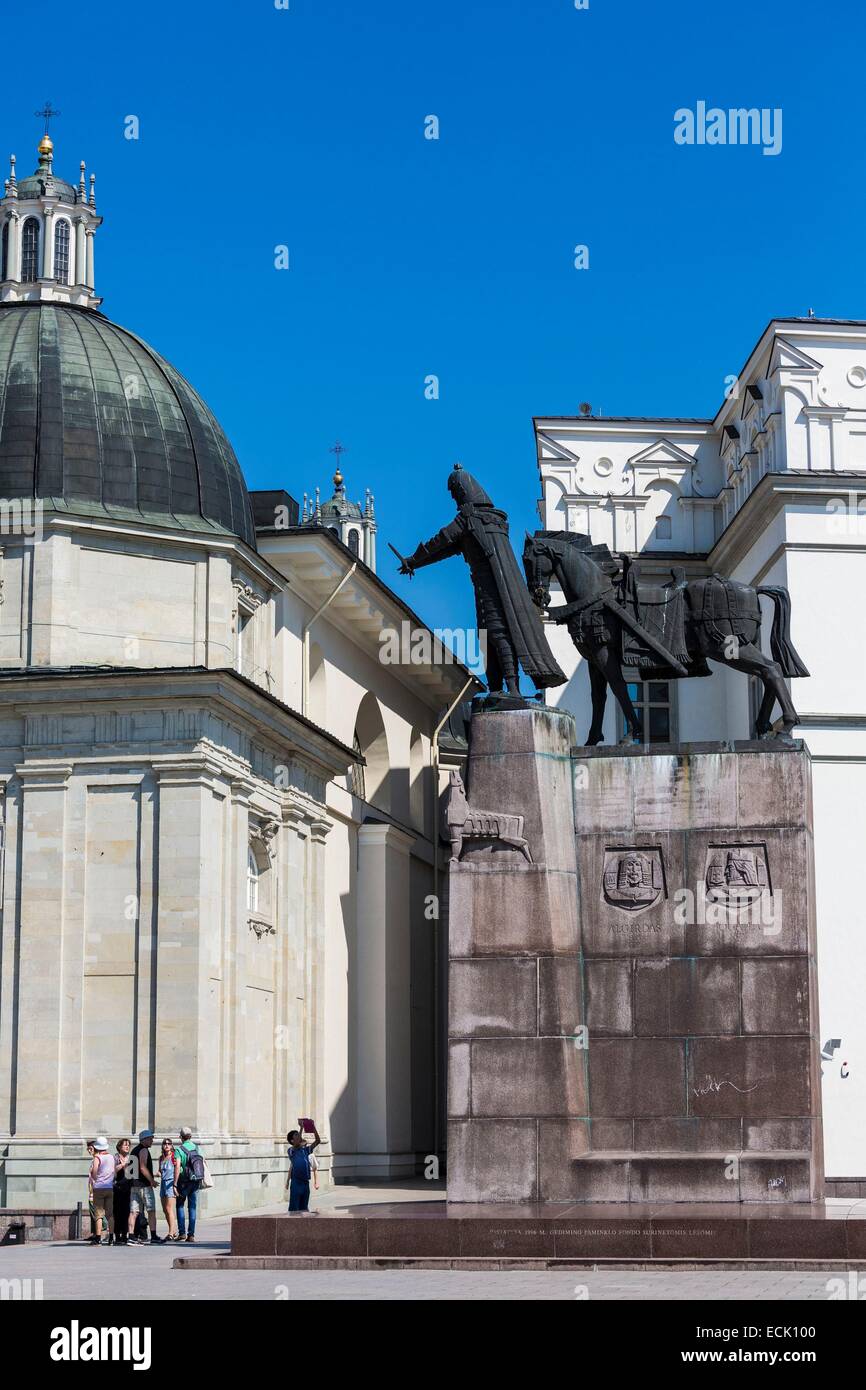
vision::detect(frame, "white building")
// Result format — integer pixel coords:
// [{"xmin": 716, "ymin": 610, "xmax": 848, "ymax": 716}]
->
[
  {"xmin": 0, "ymin": 130, "xmax": 476, "ymax": 1213},
  {"xmin": 536, "ymin": 317, "xmax": 866, "ymax": 1186}
]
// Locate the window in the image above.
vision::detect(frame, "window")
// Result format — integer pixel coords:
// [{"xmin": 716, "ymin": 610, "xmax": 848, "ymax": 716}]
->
[
  {"xmin": 53, "ymin": 219, "xmax": 70, "ymax": 284},
  {"xmin": 347, "ymin": 528, "xmax": 360, "ymax": 556},
  {"xmin": 349, "ymin": 731, "xmax": 365, "ymax": 800},
  {"xmin": 21, "ymin": 218, "xmax": 40, "ymax": 282},
  {"xmin": 1, "ymin": 220, "xmax": 7, "ymax": 280},
  {"xmin": 623, "ymin": 679, "xmax": 674, "ymax": 746},
  {"xmin": 236, "ymin": 610, "xmax": 251, "ymax": 672},
  {"xmin": 247, "ymin": 846, "xmax": 259, "ymax": 913}
]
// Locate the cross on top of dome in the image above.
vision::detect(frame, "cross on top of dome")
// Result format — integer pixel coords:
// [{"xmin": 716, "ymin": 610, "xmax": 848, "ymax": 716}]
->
[{"xmin": 300, "ymin": 444, "xmax": 378, "ymax": 570}]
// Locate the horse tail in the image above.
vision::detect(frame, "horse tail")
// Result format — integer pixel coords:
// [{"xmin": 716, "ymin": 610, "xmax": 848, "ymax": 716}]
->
[{"xmin": 757, "ymin": 586, "xmax": 810, "ymax": 678}]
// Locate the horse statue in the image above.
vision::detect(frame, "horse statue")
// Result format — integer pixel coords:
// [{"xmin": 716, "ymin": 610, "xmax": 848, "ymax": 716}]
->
[{"xmin": 522, "ymin": 531, "xmax": 809, "ymax": 746}]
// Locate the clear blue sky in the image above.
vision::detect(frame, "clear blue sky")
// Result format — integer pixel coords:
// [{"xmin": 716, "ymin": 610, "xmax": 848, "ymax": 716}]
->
[{"xmin": 4, "ymin": 0, "xmax": 864, "ymax": 640}]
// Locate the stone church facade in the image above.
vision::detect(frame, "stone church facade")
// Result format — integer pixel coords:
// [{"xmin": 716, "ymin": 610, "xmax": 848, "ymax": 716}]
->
[{"xmin": 0, "ymin": 130, "xmax": 474, "ymax": 1213}]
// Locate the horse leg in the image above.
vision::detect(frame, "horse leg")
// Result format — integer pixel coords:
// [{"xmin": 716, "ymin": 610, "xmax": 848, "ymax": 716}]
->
[
  {"xmin": 753, "ymin": 683, "xmax": 776, "ymax": 738},
  {"xmin": 586, "ymin": 654, "xmax": 609, "ymax": 745},
  {"xmin": 595, "ymin": 644, "xmax": 641, "ymax": 743},
  {"xmin": 720, "ymin": 641, "xmax": 800, "ymax": 737}
]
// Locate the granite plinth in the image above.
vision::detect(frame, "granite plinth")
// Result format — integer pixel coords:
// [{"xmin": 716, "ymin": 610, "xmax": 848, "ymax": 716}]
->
[
  {"xmin": 570, "ymin": 743, "xmax": 823, "ymax": 1204},
  {"xmin": 447, "ymin": 719, "xmax": 823, "ymax": 1205},
  {"xmin": 228, "ymin": 1200, "xmax": 866, "ymax": 1265},
  {"xmin": 447, "ymin": 705, "xmax": 583, "ymax": 1202}
]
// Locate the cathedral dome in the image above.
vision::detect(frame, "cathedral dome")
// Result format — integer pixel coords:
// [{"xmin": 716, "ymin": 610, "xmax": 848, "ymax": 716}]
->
[
  {"xmin": 0, "ymin": 302, "xmax": 256, "ymax": 548},
  {"xmin": 319, "ymin": 467, "xmax": 362, "ymax": 519}
]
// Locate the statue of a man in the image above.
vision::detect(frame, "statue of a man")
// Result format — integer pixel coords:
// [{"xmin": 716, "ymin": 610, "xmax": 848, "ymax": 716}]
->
[{"xmin": 397, "ymin": 465, "xmax": 565, "ymax": 697}]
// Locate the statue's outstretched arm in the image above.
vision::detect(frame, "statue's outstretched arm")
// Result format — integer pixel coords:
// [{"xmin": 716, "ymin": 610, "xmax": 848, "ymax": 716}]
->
[{"xmin": 402, "ymin": 518, "xmax": 464, "ymax": 574}]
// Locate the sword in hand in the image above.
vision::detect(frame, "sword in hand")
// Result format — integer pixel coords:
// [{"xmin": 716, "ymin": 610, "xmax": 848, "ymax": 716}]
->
[{"xmin": 388, "ymin": 540, "xmax": 415, "ymax": 578}]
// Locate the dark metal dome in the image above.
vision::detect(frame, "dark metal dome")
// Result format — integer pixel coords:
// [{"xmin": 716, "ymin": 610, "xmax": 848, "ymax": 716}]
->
[{"xmin": 0, "ymin": 303, "xmax": 256, "ymax": 548}]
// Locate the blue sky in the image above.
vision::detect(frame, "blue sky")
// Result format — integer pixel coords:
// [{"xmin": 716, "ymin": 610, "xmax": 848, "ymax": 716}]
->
[{"xmin": 4, "ymin": 0, "xmax": 865, "ymax": 640}]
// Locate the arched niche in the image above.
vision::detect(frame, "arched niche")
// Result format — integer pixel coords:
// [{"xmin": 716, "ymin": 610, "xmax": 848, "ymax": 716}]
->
[{"xmin": 352, "ymin": 691, "xmax": 391, "ymax": 813}]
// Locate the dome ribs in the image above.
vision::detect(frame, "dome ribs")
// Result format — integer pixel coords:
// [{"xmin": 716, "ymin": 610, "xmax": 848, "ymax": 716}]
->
[
  {"xmin": 0, "ymin": 303, "xmax": 257, "ymax": 550},
  {"xmin": 0, "ymin": 304, "xmax": 37, "ymax": 498}
]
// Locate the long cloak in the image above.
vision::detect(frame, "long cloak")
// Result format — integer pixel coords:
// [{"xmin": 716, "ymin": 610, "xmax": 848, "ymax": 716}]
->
[{"xmin": 409, "ymin": 502, "xmax": 566, "ymax": 690}]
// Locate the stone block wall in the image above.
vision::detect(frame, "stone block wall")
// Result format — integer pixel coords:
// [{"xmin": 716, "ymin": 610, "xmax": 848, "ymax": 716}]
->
[{"xmin": 447, "ymin": 703, "xmax": 585, "ymax": 1202}]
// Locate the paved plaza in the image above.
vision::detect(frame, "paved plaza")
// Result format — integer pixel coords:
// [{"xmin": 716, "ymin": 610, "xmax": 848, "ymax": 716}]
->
[{"xmin": 1, "ymin": 1184, "xmax": 863, "ymax": 1301}]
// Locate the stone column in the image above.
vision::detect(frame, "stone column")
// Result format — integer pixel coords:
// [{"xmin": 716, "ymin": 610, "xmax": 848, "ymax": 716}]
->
[
  {"xmin": 11, "ymin": 761, "xmax": 73, "ymax": 1134},
  {"xmin": 305, "ymin": 817, "xmax": 331, "ymax": 1143},
  {"xmin": 74, "ymin": 219, "xmax": 86, "ymax": 285},
  {"xmin": 356, "ymin": 821, "xmax": 416, "ymax": 1177},
  {"xmin": 7, "ymin": 213, "xmax": 20, "ymax": 282},
  {"xmin": 222, "ymin": 775, "xmax": 253, "ymax": 1137},
  {"xmin": 42, "ymin": 209, "xmax": 54, "ymax": 280},
  {"xmin": 85, "ymin": 227, "xmax": 94, "ymax": 289},
  {"xmin": 0, "ymin": 778, "xmax": 13, "ymax": 1134},
  {"xmin": 278, "ymin": 806, "xmax": 310, "ymax": 1149},
  {"xmin": 151, "ymin": 758, "xmax": 212, "ymax": 1131}
]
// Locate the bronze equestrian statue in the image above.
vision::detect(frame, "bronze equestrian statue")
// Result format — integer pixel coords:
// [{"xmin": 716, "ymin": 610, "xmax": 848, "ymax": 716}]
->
[
  {"xmin": 395, "ymin": 465, "xmax": 565, "ymax": 699},
  {"xmin": 523, "ymin": 531, "xmax": 809, "ymax": 745}
]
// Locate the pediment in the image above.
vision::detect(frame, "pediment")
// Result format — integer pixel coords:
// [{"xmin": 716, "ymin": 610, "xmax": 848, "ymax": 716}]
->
[
  {"xmin": 739, "ymin": 383, "xmax": 763, "ymax": 420},
  {"xmin": 537, "ymin": 431, "xmax": 581, "ymax": 464},
  {"xmin": 768, "ymin": 336, "xmax": 823, "ymax": 375},
  {"xmin": 627, "ymin": 438, "xmax": 696, "ymax": 469}
]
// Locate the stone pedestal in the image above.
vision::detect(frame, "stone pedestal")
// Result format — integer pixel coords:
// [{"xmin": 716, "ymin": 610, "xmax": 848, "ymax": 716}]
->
[
  {"xmin": 447, "ymin": 721, "xmax": 824, "ymax": 1205},
  {"xmin": 572, "ymin": 742, "xmax": 823, "ymax": 1203},
  {"xmin": 447, "ymin": 702, "xmax": 585, "ymax": 1202}
]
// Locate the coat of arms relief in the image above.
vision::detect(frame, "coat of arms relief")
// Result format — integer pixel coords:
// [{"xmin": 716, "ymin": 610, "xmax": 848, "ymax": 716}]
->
[{"xmin": 602, "ymin": 848, "xmax": 666, "ymax": 912}]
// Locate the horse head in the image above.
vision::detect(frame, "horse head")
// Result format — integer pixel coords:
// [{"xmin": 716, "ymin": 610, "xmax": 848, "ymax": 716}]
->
[
  {"xmin": 523, "ymin": 533, "xmax": 558, "ymax": 610},
  {"xmin": 525, "ymin": 531, "xmax": 612, "ymax": 608}
]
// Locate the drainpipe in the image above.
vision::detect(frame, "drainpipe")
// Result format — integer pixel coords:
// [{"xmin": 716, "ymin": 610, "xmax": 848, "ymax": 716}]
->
[
  {"xmin": 430, "ymin": 675, "xmax": 475, "ymax": 1169},
  {"xmin": 301, "ymin": 562, "xmax": 357, "ymax": 717}
]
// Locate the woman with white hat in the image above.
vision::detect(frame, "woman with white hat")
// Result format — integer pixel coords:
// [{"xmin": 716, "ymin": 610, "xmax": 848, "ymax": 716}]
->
[{"xmin": 89, "ymin": 1137, "xmax": 116, "ymax": 1245}]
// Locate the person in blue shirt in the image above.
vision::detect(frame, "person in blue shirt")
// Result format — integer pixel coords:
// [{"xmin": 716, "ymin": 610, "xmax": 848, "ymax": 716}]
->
[{"xmin": 285, "ymin": 1122, "xmax": 322, "ymax": 1213}]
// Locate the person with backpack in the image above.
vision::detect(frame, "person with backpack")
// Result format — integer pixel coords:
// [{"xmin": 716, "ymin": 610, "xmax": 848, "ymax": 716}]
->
[
  {"xmin": 285, "ymin": 1121, "xmax": 322, "ymax": 1213},
  {"xmin": 176, "ymin": 1126, "xmax": 204, "ymax": 1243}
]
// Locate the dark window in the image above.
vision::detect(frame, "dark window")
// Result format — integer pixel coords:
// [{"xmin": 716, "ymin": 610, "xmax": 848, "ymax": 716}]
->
[
  {"xmin": 347, "ymin": 529, "xmax": 360, "ymax": 556},
  {"xmin": 624, "ymin": 679, "xmax": 674, "ymax": 746},
  {"xmin": 349, "ymin": 732, "xmax": 365, "ymax": 800},
  {"xmin": 53, "ymin": 219, "xmax": 70, "ymax": 284},
  {"xmin": 21, "ymin": 218, "xmax": 40, "ymax": 282}
]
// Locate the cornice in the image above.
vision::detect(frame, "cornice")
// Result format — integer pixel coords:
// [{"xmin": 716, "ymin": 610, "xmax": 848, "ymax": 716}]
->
[{"xmin": 708, "ymin": 470, "xmax": 866, "ymax": 572}]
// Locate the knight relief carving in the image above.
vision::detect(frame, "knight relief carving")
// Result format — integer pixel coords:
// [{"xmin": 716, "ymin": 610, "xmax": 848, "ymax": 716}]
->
[{"xmin": 705, "ymin": 844, "xmax": 770, "ymax": 906}]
